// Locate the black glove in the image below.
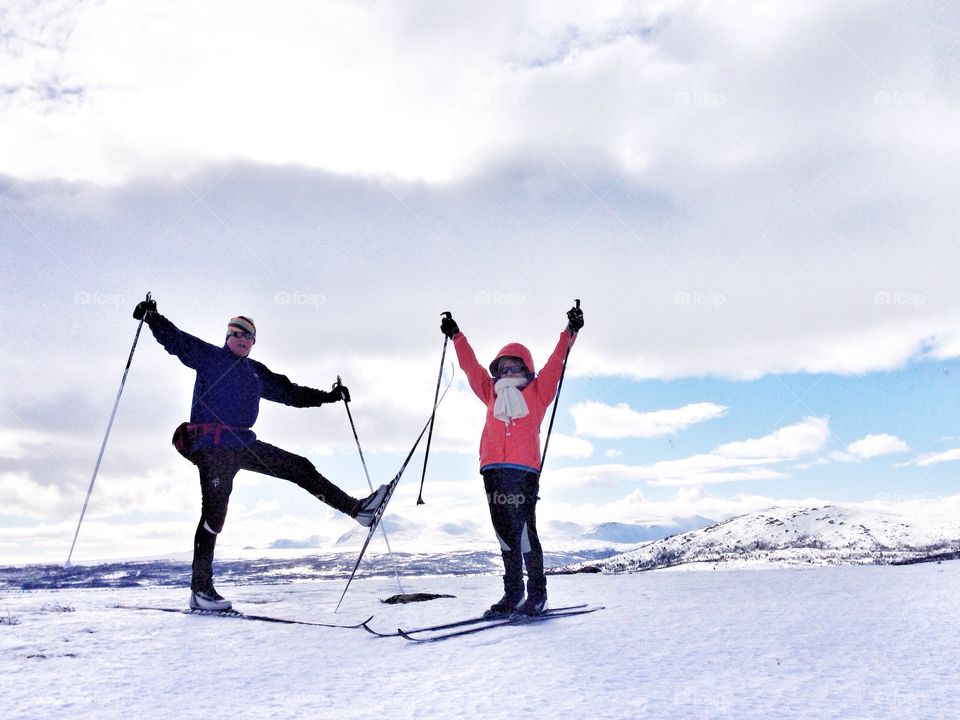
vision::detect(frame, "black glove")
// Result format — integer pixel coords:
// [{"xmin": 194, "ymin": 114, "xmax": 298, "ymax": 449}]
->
[
  {"xmin": 133, "ymin": 298, "xmax": 157, "ymax": 320},
  {"xmin": 440, "ymin": 313, "xmax": 459, "ymax": 339},
  {"xmin": 331, "ymin": 381, "xmax": 351, "ymax": 403},
  {"xmin": 566, "ymin": 304, "xmax": 584, "ymax": 333}
]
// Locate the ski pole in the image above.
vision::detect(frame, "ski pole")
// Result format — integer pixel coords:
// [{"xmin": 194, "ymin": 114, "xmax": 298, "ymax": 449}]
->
[
  {"xmin": 66, "ymin": 291, "xmax": 151, "ymax": 567},
  {"xmin": 335, "ymin": 376, "xmax": 405, "ymax": 596},
  {"xmin": 540, "ymin": 299, "xmax": 579, "ymax": 472},
  {"xmin": 415, "ymin": 311, "xmax": 452, "ymax": 505}
]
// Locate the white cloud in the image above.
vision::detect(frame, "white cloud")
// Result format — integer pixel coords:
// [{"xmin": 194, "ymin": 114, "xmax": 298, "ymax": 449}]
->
[
  {"xmin": 847, "ymin": 434, "xmax": 910, "ymax": 459},
  {"xmin": 550, "ymin": 417, "xmax": 830, "ymax": 488},
  {"xmin": 714, "ymin": 417, "xmax": 830, "ymax": 460},
  {"xmin": 0, "ymin": 471, "xmax": 69, "ymax": 518},
  {"xmin": 827, "ymin": 451, "xmax": 859, "ymax": 464},
  {"xmin": 571, "ymin": 400, "xmax": 727, "ymax": 439},
  {"xmin": 646, "ymin": 469, "xmax": 789, "ymax": 488},
  {"xmin": 0, "ymin": 428, "xmax": 63, "ymax": 459},
  {"xmin": 916, "ymin": 448, "xmax": 960, "ymax": 467},
  {"xmin": 545, "ymin": 433, "xmax": 594, "ymax": 460},
  {"xmin": 0, "ymin": 0, "xmax": 669, "ymax": 184}
]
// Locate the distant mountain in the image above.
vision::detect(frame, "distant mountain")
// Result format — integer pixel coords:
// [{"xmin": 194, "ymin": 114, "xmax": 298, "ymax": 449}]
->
[
  {"xmin": 584, "ymin": 517, "xmax": 714, "ymax": 544},
  {"xmin": 326, "ymin": 515, "xmax": 716, "ymax": 552},
  {"xmin": 269, "ymin": 535, "xmax": 326, "ymax": 550},
  {"xmin": 591, "ymin": 504, "xmax": 960, "ymax": 572}
]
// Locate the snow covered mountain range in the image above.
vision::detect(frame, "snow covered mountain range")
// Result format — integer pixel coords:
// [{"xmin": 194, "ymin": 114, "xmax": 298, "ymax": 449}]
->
[
  {"xmin": 590, "ymin": 504, "xmax": 960, "ymax": 573},
  {"xmin": 286, "ymin": 514, "xmax": 716, "ymax": 553},
  {"xmin": 6, "ymin": 505, "xmax": 959, "ymax": 591}
]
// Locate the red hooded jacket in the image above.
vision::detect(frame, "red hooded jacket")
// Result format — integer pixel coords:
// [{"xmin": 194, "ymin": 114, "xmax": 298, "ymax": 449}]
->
[{"xmin": 453, "ymin": 329, "xmax": 575, "ymax": 473}]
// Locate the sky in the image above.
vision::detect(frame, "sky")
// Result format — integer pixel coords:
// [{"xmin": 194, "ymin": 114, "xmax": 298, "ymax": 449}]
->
[{"xmin": 2, "ymin": 0, "xmax": 959, "ymax": 565}]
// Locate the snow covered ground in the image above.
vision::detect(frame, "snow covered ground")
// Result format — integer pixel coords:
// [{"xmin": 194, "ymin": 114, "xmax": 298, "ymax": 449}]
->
[{"xmin": 3, "ymin": 562, "xmax": 960, "ymax": 719}]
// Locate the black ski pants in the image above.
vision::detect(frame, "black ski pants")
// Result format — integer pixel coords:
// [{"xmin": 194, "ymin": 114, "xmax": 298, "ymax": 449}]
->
[
  {"xmin": 191, "ymin": 441, "xmax": 358, "ymax": 592},
  {"xmin": 482, "ymin": 467, "xmax": 546, "ymax": 600}
]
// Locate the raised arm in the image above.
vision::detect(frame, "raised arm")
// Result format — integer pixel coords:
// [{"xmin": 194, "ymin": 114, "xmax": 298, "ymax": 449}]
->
[
  {"xmin": 536, "ymin": 303, "xmax": 583, "ymax": 405},
  {"xmin": 442, "ymin": 314, "xmax": 493, "ymax": 404},
  {"xmin": 134, "ymin": 298, "xmax": 220, "ymax": 370}
]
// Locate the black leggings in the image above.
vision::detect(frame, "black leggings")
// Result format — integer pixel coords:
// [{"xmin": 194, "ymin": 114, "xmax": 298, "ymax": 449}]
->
[
  {"xmin": 191, "ymin": 440, "xmax": 358, "ymax": 591},
  {"xmin": 482, "ymin": 467, "xmax": 545, "ymax": 598}
]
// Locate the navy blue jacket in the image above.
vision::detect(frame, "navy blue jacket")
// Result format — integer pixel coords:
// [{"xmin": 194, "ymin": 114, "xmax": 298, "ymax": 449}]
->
[{"xmin": 148, "ymin": 314, "xmax": 336, "ymax": 449}]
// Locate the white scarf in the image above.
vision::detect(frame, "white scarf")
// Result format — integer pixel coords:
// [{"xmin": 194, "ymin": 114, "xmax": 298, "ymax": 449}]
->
[{"xmin": 493, "ymin": 377, "xmax": 529, "ymax": 425}]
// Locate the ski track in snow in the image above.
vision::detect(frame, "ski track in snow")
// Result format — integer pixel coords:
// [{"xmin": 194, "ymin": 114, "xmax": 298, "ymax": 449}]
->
[{"xmin": 2, "ymin": 564, "xmax": 960, "ymax": 719}]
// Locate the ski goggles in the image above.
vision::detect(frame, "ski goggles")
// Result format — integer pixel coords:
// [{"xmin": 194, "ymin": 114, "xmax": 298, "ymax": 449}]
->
[{"xmin": 228, "ymin": 331, "xmax": 256, "ymax": 340}]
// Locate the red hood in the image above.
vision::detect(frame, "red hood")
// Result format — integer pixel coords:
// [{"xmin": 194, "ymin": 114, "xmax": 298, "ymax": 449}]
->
[{"xmin": 488, "ymin": 342, "xmax": 536, "ymax": 376}]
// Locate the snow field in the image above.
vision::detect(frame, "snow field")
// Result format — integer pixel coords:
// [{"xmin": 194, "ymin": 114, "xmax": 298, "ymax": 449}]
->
[{"xmin": 2, "ymin": 563, "xmax": 959, "ymax": 719}]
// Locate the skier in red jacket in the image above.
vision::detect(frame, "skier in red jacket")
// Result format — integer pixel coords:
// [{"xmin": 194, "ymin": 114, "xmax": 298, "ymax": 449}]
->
[{"xmin": 441, "ymin": 304, "xmax": 583, "ymax": 617}]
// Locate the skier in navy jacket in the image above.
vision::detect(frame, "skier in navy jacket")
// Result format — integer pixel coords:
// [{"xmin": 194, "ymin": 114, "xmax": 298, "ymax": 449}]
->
[{"xmin": 134, "ymin": 299, "xmax": 387, "ymax": 611}]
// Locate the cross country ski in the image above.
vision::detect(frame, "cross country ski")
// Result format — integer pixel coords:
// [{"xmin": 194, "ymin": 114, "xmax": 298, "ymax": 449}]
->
[
  {"xmin": 396, "ymin": 605, "xmax": 605, "ymax": 642},
  {"xmin": 361, "ymin": 603, "xmax": 593, "ymax": 637},
  {"xmin": 112, "ymin": 604, "xmax": 373, "ymax": 628}
]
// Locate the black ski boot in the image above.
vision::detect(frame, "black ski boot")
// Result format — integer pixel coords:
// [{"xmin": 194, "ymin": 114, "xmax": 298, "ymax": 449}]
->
[
  {"xmin": 190, "ymin": 586, "xmax": 233, "ymax": 611},
  {"xmin": 483, "ymin": 591, "xmax": 524, "ymax": 619},
  {"xmin": 515, "ymin": 590, "xmax": 547, "ymax": 616},
  {"xmin": 353, "ymin": 484, "xmax": 389, "ymax": 527},
  {"xmin": 516, "ymin": 575, "xmax": 547, "ymax": 616}
]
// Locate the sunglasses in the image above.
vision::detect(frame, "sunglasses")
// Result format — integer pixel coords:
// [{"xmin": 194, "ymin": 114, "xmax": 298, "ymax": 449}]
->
[
  {"xmin": 498, "ymin": 363, "xmax": 527, "ymax": 375},
  {"xmin": 229, "ymin": 331, "xmax": 256, "ymax": 340}
]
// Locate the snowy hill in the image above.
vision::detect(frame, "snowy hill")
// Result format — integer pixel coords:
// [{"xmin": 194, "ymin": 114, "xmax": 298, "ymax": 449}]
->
[
  {"xmin": 592, "ymin": 504, "xmax": 960, "ymax": 572},
  {"xmin": 293, "ymin": 515, "xmax": 712, "ymax": 553},
  {"xmin": 322, "ymin": 515, "xmax": 714, "ymax": 553},
  {"xmin": 584, "ymin": 517, "xmax": 714, "ymax": 544}
]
